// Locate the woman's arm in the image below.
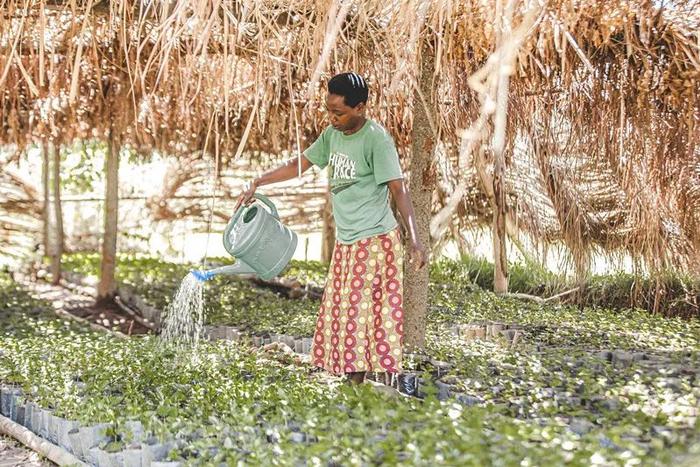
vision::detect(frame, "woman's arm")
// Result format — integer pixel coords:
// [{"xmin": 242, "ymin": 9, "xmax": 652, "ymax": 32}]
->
[
  {"xmin": 387, "ymin": 179, "xmax": 427, "ymax": 270},
  {"xmin": 234, "ymin": 156, "xmax": 314, "ymax": 211}
]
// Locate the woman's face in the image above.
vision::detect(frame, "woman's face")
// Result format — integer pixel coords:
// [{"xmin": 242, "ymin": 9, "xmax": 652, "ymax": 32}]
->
[{"xmin": 325, "ymin": 93, "xmax": 365, "ymax": 132}]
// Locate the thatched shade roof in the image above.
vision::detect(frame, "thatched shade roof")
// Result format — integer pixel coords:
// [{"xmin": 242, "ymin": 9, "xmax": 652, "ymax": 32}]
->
[{"xmin": 1, "ymin": 0, "xmax": 699, "ymax": 275}]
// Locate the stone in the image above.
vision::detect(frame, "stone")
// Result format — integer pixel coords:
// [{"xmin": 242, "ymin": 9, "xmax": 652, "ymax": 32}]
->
[{"xmin": 290, "ymin": 432, "xmax": 306, "ymax": 444}]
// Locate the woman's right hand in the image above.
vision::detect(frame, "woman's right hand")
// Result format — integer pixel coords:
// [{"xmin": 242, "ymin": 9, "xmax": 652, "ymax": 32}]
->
[{"xmin": 234, "ymin": 179, "xmax": 258, "ymax": 212}]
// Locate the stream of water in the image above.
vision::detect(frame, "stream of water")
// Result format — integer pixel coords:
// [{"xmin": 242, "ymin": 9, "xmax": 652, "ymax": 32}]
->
[{"xmin": 160, "ymin": 273, "xmax": 205, "ymax": 345}]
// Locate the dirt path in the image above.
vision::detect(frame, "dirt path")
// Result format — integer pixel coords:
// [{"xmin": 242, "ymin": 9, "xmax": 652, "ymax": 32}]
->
[
  {"xmin": 0, "ymin": 436, "xmax": 53, "ymax": 467},
  {"xmin": 18, "ymin": 277, "xmax": 152, "ymax": 336}
]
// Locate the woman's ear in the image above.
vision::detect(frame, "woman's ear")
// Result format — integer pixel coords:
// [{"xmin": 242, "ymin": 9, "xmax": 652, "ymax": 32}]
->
[{"xmin": 354, "ymin": 102, "xmax": 366, "ymax": 114}]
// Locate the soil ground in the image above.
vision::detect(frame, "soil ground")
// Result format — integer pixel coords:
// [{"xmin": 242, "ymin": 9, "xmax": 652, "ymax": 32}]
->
[
  {"xmin": 18, "ymin": 277, "xmax": 152, "ymax": 336},
  {"xmin": 0, "ymin": 436, "xmax": 53, "ymax": 467}
]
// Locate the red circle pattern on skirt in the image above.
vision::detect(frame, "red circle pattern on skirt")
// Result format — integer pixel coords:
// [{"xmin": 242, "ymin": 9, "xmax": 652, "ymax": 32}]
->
[{"xmin": 311, "ymin": 229, "xmax": 404, "ymax": 375}]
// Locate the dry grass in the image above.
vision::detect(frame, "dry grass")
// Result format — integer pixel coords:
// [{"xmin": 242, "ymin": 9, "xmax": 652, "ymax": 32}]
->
[{"xmin": 0, "ymin": 0, "xmax": 698, "ymax": 280}]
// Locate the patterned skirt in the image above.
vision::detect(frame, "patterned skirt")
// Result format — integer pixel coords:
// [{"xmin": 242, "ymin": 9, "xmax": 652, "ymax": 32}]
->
[{"xmin": 312, "ymin": 229, "xmax": 404, "ymax": 375}]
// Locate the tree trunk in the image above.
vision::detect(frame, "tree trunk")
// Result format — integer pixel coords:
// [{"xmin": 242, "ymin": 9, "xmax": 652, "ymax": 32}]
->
[
  {"xmin": 98, "ymin": 134, "xmax": 119, "ymax": 300},
  {"xmin": 321, "ymin": 185, "xmax": 335, "ymax": 264},
  {"xmin": 49, "ymin": 143, "xmax": 63, "ymax": 285},
  {"xmin": 492, "ymin": 4, "xmax": 512, "ymax": 295},
  {"xmin": 403, "ymin": 41, "xmax": 436, "ymax": 351},
  {"xmin": 41, "ymin": 142, "xmax": 50, "ymax": 258},
  {"xmin": 0, "ymin": 414, "xmax": 85, "ymax": 466},
  {"xmin": 492, "ymin": 149, "xmax": 508, "ymax": 293}
]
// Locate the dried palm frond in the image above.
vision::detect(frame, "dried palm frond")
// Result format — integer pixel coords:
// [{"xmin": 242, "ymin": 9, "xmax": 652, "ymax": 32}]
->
[{"xmin": 0, "ymin": 0, "xmax": 698, "ymax": 278}]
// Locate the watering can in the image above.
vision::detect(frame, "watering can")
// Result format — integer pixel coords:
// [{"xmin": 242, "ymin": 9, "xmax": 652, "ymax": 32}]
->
[{"xmin": 191, "ymin": 194, "xmax": 298, "ymax": 282}]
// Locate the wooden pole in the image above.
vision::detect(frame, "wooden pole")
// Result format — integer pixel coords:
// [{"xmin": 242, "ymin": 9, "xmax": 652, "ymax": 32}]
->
[
  {"xmin": 98, "ymin": 132, "xmax": 119, "ymax": 300},
  {"xmin": 492, "ymin": 152, "xmax": 508, "ymax": 293},
  {"xmin": 49, "ymin": 142, "xmax": 63, "ymax": 285},
  {"xmin": 491, "ymin": 0, "xmax": 514, "ymax": 294},
  {"xmin": 321, "ymin": 185, "xmax": 335, "ymax": 264},
  {"xmin": 41, "ymin": 142, "xmax": 49, "ymax": 258},
  {"xmin": 0, "ymin": 414, "xmax": 86, "ymax": 466},
  {"xmin": 403, "ymin": 39, "xmax": 437, "ymax": 351}
]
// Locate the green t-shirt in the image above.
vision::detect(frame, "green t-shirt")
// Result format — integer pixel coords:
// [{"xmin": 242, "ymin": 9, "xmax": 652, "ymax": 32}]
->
[{"xmin": 303, "ymin": 119, "xmax": 403, "ymax": 244}]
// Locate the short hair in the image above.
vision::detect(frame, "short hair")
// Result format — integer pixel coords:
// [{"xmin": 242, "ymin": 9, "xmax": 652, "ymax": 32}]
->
[{"xmin": 327, "ymin": 72, "xmax": 368, "ymax": 108}]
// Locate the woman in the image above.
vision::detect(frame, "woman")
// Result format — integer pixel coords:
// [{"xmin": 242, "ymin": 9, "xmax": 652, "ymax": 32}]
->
[{"xmin": 235, "ymin": 72, "xmax": 426, "ymax": 384}]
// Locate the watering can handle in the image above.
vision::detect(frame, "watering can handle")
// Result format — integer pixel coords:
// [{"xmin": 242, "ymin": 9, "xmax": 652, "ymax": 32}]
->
[
  {"xmin": 251, "ymin": 193, "xmax": 279, "ymax": 219},
  {"xmin": 224, "ymin": 193, "xmax": 279, "ymax": 254},
  {"xmin": 229, "ymin": 193, "xmax": 279, "ymax": 227}
]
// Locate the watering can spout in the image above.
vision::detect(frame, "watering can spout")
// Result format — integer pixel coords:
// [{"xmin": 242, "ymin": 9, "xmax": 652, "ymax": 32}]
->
[{"xmin": 190, "ymin": 261, "xmax": 257, "ymax": 282}]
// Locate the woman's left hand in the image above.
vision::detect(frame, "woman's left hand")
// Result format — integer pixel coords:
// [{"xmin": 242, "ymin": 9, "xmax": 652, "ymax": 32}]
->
[{"xmin": 408, "ymin": 240, "xmax": 427, "ymax": 271}]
